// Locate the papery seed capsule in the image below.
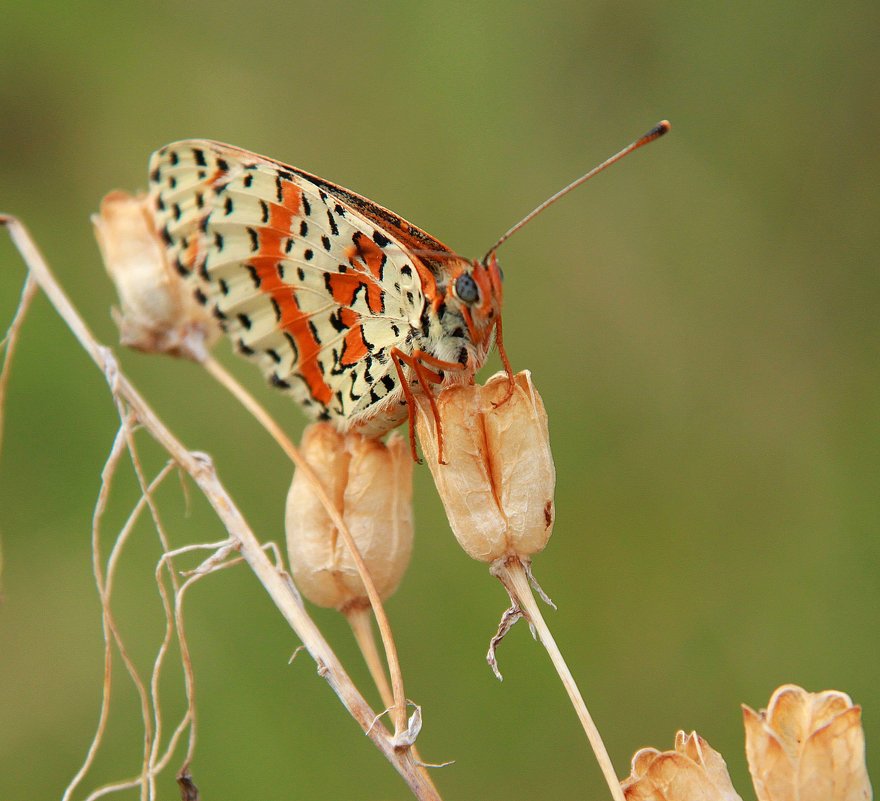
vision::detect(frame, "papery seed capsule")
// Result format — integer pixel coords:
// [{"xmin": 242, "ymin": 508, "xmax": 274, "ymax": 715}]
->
[
  {"xmin": 743, "ymin": 685, "xmax": 872, "ymax": 801},
  {"xmin": 285, "ymin": 423, "xmax": 413, "ymax": 610},
  {"xmin": 622, "ymin": 731, "xmax": 743, "ymax": 801},
  {"xmin": 415, "ymin": 370, "xmax": 555, "ymax": 563},
  {"xmin": 93, "ymin": 190, "xmax": 219, "ymax": 358}
]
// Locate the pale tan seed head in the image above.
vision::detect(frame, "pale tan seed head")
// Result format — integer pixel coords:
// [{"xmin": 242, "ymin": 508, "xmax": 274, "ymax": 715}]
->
[
  {"xmin": 743, "ymin": 684, "xmax": 872, "ymax": 801},
  {"xmin": 285, "ymin": 423, "xmax": 413, "ymax": 610},
  {"xmin": 93, "ymin": 190, "xmax": 219, "ymax": 358},
  {"xmin": 621, "ymin": 731, "xmax": 743, "ymax": 801},
  {"xmin": 415, "ymin": 370, "xmax": 555, "ymax": 563}
]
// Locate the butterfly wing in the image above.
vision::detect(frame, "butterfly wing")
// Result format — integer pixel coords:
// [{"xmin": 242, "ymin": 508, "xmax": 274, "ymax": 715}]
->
[{"xmin": 148, "ymin": 139, "xmax": 456, "ymax": 434}]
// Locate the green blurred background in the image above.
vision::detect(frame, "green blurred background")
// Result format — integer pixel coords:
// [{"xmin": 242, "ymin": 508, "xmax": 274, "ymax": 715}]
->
[{"xmin": 1, "ymin": 1, "xmax": 877, "ymax": 799}]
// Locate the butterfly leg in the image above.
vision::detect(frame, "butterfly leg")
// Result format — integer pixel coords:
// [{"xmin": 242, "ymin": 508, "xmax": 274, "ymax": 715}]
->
[
  {"xmin": 391, "ymin": 348, "xmax": 468, "ymax": 464},
  {"xmin": 493, "ymin": 315, "xmax": 517, "ymax": 407}
]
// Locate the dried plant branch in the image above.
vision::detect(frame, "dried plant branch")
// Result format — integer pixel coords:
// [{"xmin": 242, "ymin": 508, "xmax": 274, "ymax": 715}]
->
[
  {"xmin": 0, "ymin": 272, "xmax": 38, "ymax": 456},
  {"xmin": 492, "ymin": 556, "xmax": 625, "ymax": 801},
  {"xmin": 1, "ymin": 215, "xmax": 442, "ymax": 800},
  {"xmin": 201, "ymin": 355, "xmax": 412, "ymax": 740}
]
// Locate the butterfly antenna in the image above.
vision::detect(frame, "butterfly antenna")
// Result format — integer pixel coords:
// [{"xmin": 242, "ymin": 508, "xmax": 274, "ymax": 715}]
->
[{"xmin": 482, "ymin": 120, "xmax": 671, "ymax": 262}]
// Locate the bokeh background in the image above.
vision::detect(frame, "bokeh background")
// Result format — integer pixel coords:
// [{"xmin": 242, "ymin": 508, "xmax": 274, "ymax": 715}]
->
[{"xmin": 1, "ymin": 2, "xmax": 877, "ymax": 799}]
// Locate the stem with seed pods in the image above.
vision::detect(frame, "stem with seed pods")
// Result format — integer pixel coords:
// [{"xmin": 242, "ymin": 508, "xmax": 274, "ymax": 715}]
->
[
  {"xmin": 1, "ymin": 215, "xmax": 442, "ymax": 801},
  {"xmin": 201, "ymin": 356, "xmax": 412, "ymax": 737},
  {"xmin": 493, "ymin": 556, "xmax": 626, "ymax": 801}
]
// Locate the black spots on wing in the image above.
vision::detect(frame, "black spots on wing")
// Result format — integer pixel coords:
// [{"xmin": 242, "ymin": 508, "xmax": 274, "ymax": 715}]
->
[
  {"xmin": 285, "ymin": 238, "xmax": 294, "ymax": 254},
  {"xmin": 160, "ymin": 225, "xmax": 173, "ymax": 246},
  {"xmin": 419, "ymin": 305, "xmax": 431, "ymax": 335},
  {"xmin": 237, "ymin": 338, "xmax": 255, "ymax": 356},
  {"xmin": 373, "ymin": 229, "xmax": 389, "ymax": 248},
  {"xmin": 283, "ymin": 332, "xmax": 299, "ymax": 360},
  {"xmin": 334, "ymin": 203, "xmax": 346, "ymax": 217},
  {"xmin": 197, "ymin": 170, "xmax": 207, "ymax": 181},
  {"xmin": 300, "ymin": 220, "xmax": 309, "ymax": 237},
  {"xmin": 247, "ymin": 227, "xmax": 259, "ymax": 252},
  {"xmin": 198, "ymin": 215, "xmax": 209, "ymax": 234},
  {"xmin": 224, "ymin": 195, "xmax": 234, "ymax": 215},
  {"xmin": 150, "ymin": 165, "xmax": 161, "ymax": 184},
  {"xmin": 326, "ymin": 209, "xmax": 339, "ymax": 236},
  {"xmin": 243, "ymin": 173, "xmax": 254, "ymax": 189},
  {"xmin": 168, "ymin": 175, "xmax": 177, "ymax": 190},
  {"xmin": 457, "ymin": 346, "xmax": 468, "ymax": 366},
  {"xmin": 400, "ymin": 264, "xmax": 412, "ymax": 278},
  {"xmin": 329, "ymin": 310, "xmax": 347, "ymax": 333},
  {"xmin": 171, "ymin": 202, "xmax": 182, "ymax": 221},
  {"xmin": 275, "ymin": 174, "xmax": 283, "ymax": 203},
  {"xmin": 337, "ymin": 263, "xmax": 348, "ymax": 274},
  {"xmin": 218, "ymin": 278, "xmax": 230, "ymax": 296},
  {"xmin": 193, "ymin": 288, "xmax": 208, "ymax": 306},
  {"xmin": 368, "ymin": 387, "xmax": 382, "ymax": 406},
  {"xmin": 216, "ymin": 157, "xmax": 229, "ymax": 173},
  {"xmin": 304, "ymin": 248, "xmax": 314, "ymax": 261},
  {"xmin": 321, "ymin": 235, "xmax": 331, "ymax": 252},
  {"xmin": 390, "ymin": 324, "xmax": 400, "ymax": 338},
  {"xmin": 381, "ymin": 374, "xmax": 395, "ymax": 392},
  {"xmin": 296, "ymin": 267, "xmax": 305, "ymax": 281},
  {"xmin": 214, "ymin": 231, "xmax": 224, "ymax": 251},
  {"xmin": 450, "ymin": 326, "xmax": 464, "ymax": 338},
  {"xmin": 308, "ymin": 321, "xmax": 321, "ymax": 343},
  {"xmin": 266, "ymin": 348, "xmax": 282, "ymax": 364},
  {"xmin": 302, "ymin": 195, "xmax": 311, "ymax": 216},
  {"xmin": 318, "ymin": 189, "xmax": 328, "ymax": 203},
  {"xmin": 278, "ymin": 170, "xmax": 294, "ymax": 182},
  {"xmin": 271, "ymin": 298, "xmax": 282, "ymax": 322},
  {"xmin": 406, "ymin": 291, "xmax": 415, "ymax": 306},
  {"xmin": 213, "ymin": 305, "xmax": 228, "ymax": 322},
  {"xmin": 237, "ymin": 312, "xmax": 252, "ymax": 330},
  {"xmin": 198, "ymin": 258, "xmax": 210, "ymax": 282},
  {"xmin": 393, "ymin": 282, "xmax": 400, "ymax": 293},
  {"xmin": 195, "ymin": 192, "xmax": 204, "ymax": 209},
  {"xmin": 155, "ymin": 194, "xmax": 165, "ymax": 212},
  {"xmin": 245, "ymin": 264, "xmax": 261, "ymax": 288},
  {"xmin": 276, "ymin": 263, "xmax": 286, "ymax": 280},
  {"xmin": 259, "ymin": 200, "xmax": 269, "ymax": 224},
  {"xmin": 363, "ymin": 355, "xmax": 374, "ymax": 384},
  {"xmin": 318, "ymin": 409, "xmax": 331, "ymax": 421},
  {"xmin": 169, "ymin": 150, "xmax": 179, "ymax": 167},
  {"xmin": 174, "ymin": 256, "xmax": 189, "ymax": 277},
  {"xmin": 192, "ymin": 148, "xmax": 207, "ymax": 167},
  {"xmin": 270, "ymin": 373, "xmax": 291, "ymax": 390}
]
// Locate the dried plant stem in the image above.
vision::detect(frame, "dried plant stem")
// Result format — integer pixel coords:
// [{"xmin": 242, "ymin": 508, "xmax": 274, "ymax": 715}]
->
[
  {"xmin": 202, "ymin": 355, "xmax": 410, "ymax": 739},
  {"xmin": 347, "ymin": 605, "xmax": 395, "ymax": 711},
  {"xmin": 494, "ymin": 557, "xmax": 625, "ymax": 801},
  {"xmin": 1, "ymin": 215, "xmax": 441, "ymax": 801},
  {"xmin": 0, "ymin": 272, "xmax": 38, "ymax": 456}
]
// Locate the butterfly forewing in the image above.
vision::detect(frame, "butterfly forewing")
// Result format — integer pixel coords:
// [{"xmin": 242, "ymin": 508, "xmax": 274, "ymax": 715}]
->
[{"xmin": 148, "ymin": 139, "xmax": 455, "ymax": 434}]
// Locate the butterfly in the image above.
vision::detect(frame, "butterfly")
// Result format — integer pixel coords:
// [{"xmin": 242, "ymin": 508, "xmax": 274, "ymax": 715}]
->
[
  {"xmin": 147, "ymin": 123, "xmax": 668, "ymax": 457},
  {"xmin": 148, "ymin": 139, "xmax": 510, "ymax": 457}
]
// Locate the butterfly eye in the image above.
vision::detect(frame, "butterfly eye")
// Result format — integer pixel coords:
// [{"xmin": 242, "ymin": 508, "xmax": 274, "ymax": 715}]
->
[{"xmin": 453, "ymin": 273, "xmax": 480, "ymax": 304}]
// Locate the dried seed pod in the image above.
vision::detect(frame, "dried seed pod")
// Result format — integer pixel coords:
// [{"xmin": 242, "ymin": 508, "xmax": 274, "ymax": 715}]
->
[
  {"xmin": 621, "ymin": 731, "xmax": 743, "ymax": 801},
  {"xmin": 93, "ymin": 190, "xmax": 219, "ymax": 358},
  {"xmin": 285, "ymin": 423, "xmax": 413, "ymax": 610},
  {"xmin": 743, "ymin": 684, "xmax": 872, "ymax": 801},
  {"xmin": 414, "ymin": 370, "xmax": 555, "ymax": 562}
]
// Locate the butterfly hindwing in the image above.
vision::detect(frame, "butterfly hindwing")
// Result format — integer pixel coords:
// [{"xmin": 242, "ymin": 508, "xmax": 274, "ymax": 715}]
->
[{"xmin": 148, "ymin": 139, "xmax": 454, "ymax": 432}]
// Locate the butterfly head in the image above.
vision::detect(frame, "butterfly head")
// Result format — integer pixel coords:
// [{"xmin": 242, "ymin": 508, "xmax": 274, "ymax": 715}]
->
[{"xmin": 443, "ymin": 253, "xmax": 504, "ymax": 352}]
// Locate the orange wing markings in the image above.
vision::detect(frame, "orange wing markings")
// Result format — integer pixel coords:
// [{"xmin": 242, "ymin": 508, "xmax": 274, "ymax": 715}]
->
[{"xmin": 240, "ymin": 179, "xmax": 333, "ymax": 406}]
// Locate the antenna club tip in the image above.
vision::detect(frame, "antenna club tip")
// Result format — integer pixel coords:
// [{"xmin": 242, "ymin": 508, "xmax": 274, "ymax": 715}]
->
[{"xmin": 651, "ymin": 120, "xmax": 671, "ymax": 138}]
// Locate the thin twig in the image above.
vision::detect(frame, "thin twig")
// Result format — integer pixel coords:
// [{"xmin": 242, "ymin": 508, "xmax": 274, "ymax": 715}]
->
[
  {"xmin": 493, "ymin": 556, "xmax": 626, "ymax": 801},
  {"xmin": 202, "ymin": 355, "xmax": 412, "ymax": 739},
  {"xmin": 0, "ymin": 273, "xmax": 38, "ymax": 456},
  {"xmin": 1, "ymin": 215, "xmax": 441, "ymax": 801}
]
